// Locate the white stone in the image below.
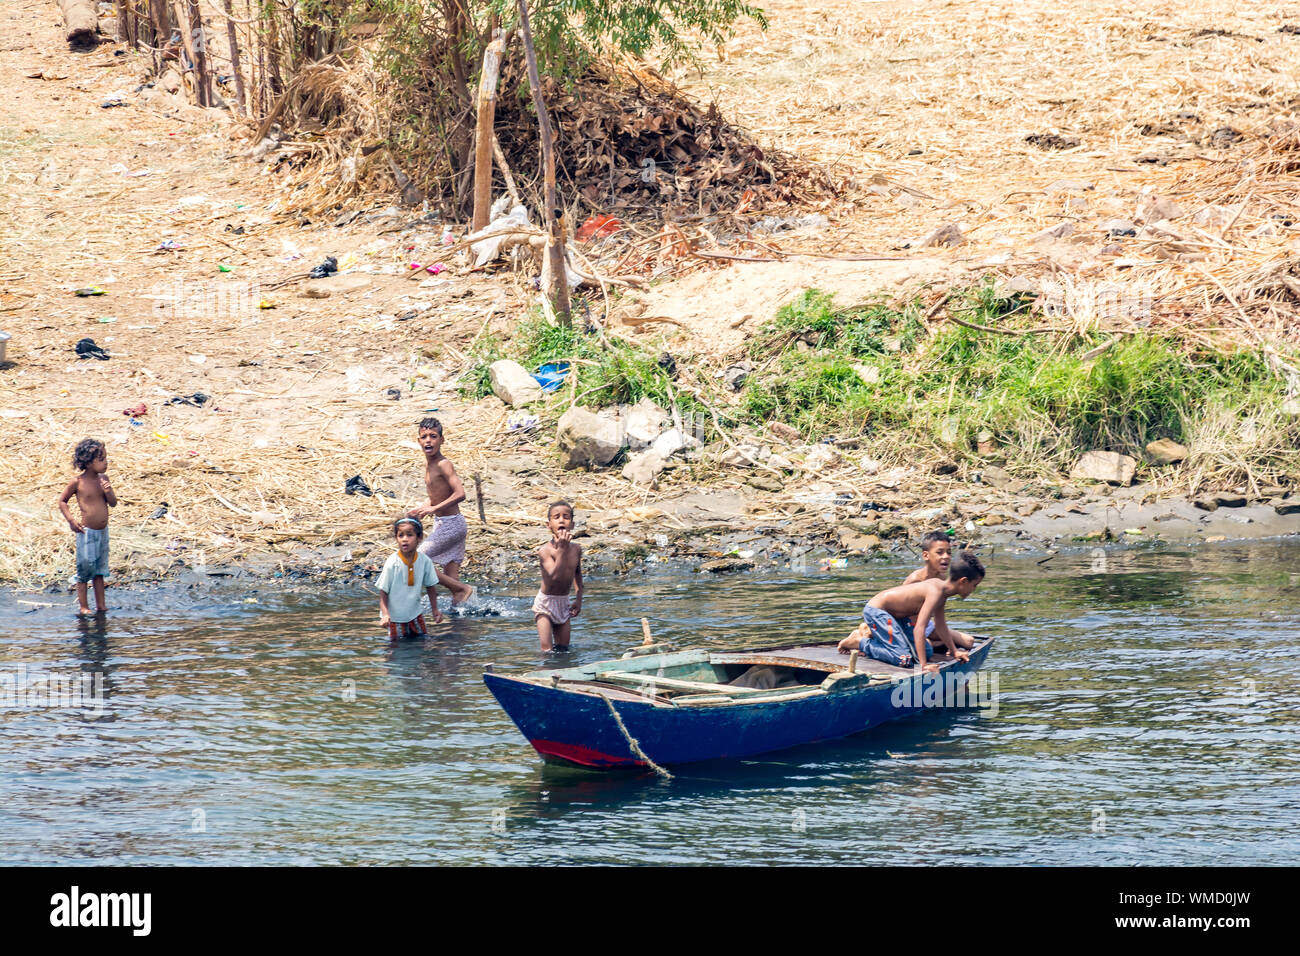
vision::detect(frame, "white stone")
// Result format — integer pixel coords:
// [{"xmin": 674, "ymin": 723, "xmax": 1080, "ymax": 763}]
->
[
  {"xmin": 800, "ymin": 444, "xmax": 842, "ymax": 473},
  {"xmin": 623, "ymin": 396, "xmax": 669, "ymax": 450},
  {"xmin": 720, "ymin": 443, "xmax": 764, "ymax": 468},
  {"xmin": 489, "ymin": 359, "xmax": 543, "ymax": 406},
  {"xmin": 622, "ymin": 450, "xmax": 666, "ymax": 486},
  {"xmin": 852, "ymin": 363, "xmax": 881, "ymax": 385},
  {"xmin": 1070, "ymin": 450, "xmax": 1137, "ymax": 486},
  {"xmin": 557, "ymin": 405, "xmax": 625, "ymax": 469},
  {"xmin": 651, "ymin": 427, "xmax": 696, "ymax": 459}
]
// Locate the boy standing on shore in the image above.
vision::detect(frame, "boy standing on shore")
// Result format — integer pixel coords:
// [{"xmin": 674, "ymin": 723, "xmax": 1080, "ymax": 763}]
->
[
  {"xmin": 534, "ymin": 502, "xmax": 583, "ymax": 651},
  {"xmin": 839, "ymin": 551, "xmax": 984, "ymax": 671},
  {"xmin": 407, "ymin": 418, "xmax": 473, "ymax": 605},
  {"xmin": 57, "ymin": 438, "xmax": 117, "ymax": 615}
]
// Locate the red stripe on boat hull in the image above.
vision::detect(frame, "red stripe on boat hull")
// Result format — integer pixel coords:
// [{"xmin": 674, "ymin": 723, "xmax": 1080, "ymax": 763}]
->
[{"xmin": 530, "ymin": 739, "xmax": 641, "ymax": 768}]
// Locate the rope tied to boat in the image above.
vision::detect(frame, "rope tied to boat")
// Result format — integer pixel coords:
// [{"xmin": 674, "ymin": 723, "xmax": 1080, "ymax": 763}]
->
[{"xmin": 597, "ymin": 692, "xmax": 674, "ymax": 780}]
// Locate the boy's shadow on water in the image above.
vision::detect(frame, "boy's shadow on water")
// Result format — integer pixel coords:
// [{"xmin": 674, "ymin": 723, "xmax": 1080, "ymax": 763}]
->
[{"xmin": 496, "ymin": 708, "xmax": 983, "ymax": 823}]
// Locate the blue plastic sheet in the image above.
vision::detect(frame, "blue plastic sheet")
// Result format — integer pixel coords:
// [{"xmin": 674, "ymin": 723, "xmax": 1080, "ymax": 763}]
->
[{"xmin": 533, "ymin": 362, "xmax": 571, "ymax": 392}]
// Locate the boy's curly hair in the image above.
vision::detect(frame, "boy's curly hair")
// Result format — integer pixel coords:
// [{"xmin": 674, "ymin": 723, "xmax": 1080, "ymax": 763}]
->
[{"xmin": 73, "ymin": 438, "xmax": 105, "ymax": 472}]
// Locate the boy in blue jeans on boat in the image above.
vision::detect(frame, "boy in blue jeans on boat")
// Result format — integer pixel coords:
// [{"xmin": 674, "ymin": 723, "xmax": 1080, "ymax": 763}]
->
[{"xmin": 838, "ymin": 551, "xmax": 984, "ymax": 671}]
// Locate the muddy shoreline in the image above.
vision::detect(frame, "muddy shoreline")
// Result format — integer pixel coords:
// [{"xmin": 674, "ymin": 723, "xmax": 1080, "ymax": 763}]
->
[{"xmin": 10, "ymin": 483, "xmax": 1299, "ymax": 600}]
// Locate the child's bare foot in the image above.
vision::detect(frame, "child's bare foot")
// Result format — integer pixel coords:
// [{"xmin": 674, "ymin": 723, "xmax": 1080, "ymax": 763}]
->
[
  {"xmin": 449, "ymin": 582, "xmax": 474, "ymax": 605},
  {"xmin": 77, "ymin": 606, "xmax": 92, "ymax": 617},
  {"xmin": 837, "ymin": 633, "xmax": 861, "ymax": 653}
]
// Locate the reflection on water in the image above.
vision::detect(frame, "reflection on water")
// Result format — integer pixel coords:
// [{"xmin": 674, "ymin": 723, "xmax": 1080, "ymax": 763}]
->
[{"xmin": 2, "ymin": 542, "xmax": 1299, "ymax": 864}]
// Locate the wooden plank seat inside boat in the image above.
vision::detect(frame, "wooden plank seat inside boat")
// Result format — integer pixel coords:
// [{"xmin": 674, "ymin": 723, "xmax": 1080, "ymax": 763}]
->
[
  {"xmin": 710, "ymin": 637, "xmax": 991, "ymax": 679},
  {"xmin": 592, "ymin": 671, "xmax": 811, "ymax": 697}
]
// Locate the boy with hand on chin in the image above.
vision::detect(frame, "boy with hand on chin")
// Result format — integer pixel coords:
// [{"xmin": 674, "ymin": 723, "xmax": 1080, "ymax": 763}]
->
[
  {"xmin": 407, "ymin": 418, "xmax": 474, "ymax": 605},
  {"xmin": 839, "ymin": 551, "xmax": 984, "ymax": 672},
  {"xmin": 57, "ymin": 438, "xmax": 117, "ymax": 615},
  {"xmin": 533, "ymin": 502, "xmax": 583, "ymax": 651}
]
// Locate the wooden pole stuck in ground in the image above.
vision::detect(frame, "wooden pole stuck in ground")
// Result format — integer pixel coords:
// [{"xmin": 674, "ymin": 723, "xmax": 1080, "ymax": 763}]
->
[
  {"xmin": 515, "ymin": 0, "xmax": 571, "ymax": 327},
  {"xmin": 472, "ymin": 33, "xmax": 505, "ymax": 231},
  {"xmin": 473, "ymin": 473, "xmax": 487, "ymax": 526}
]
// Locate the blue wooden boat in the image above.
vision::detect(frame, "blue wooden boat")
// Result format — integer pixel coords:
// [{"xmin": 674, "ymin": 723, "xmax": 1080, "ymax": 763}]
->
[{"xmin": 484, "ymin": 633, "xmax": 995, "ymax": 770}]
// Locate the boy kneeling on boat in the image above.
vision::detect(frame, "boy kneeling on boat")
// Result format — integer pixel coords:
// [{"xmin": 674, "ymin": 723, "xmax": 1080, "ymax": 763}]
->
[{"xmin": 838, "ymin": 551, "xmax": 985, "ymax": 672}]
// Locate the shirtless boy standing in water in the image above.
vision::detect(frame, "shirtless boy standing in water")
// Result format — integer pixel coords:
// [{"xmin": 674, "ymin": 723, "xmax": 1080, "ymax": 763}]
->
[
  {"xmin": 57, "ymin": 438, "xmax": 117, "ymax": 615},
  {"xmin": 406, "ymin": 418, "xmax": 473, "ymax": 605},
  {"xmin": 534, "ymin": 502, "xmax": 583, "ymax": 651}
]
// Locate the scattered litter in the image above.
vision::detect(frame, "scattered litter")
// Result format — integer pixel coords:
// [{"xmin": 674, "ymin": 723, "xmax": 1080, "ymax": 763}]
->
[
  {"xmin": 533, "ymin": 362, "xmax": 570, "ymax": 392},
  {"xmin": 576, "ymin": 214, "xmax": 622, "ymax": 240},
  {"xmin": 74, "ymin": 338, "xmax": 110, "ymax": 360},
  {"xmin": 157, "ymin": 239, "xmax": 184, "ymax": 251},
  {"xmin": 385, "ymin": 388, "xmax": 401, "ymax": 401},
  {"xmin": 718, "ymin": 361, "xmax": 752, "ymax": 391},
  {"xmin": 152, "ymin": 431, "xmax": 171, "ymax": 443},
  {"xmin": 100, "ymin": 93, "xmax": 127, "ymax": 109},
  {"xmin": 73, "ymin": 287, "xmax": 105, "ymax": 297},
  {"xmin": 166, "ymin": 392, "xmax": 209, "ymax": 407},
  {"xmin": 188, "ymin": 354, "xmax": 206, "ymax": 365},
  {"xmin": 820, "ymin": 557, "xmax": 848, "ymax": 570},
  {"xmin": 752, "ymin": 213, "xmax": 829, "ymax": 233},
  {"xmin": 149, "ymin": 502, "xmax": 169, "ymax": 520},
  {"xmin": 217, "ymin": 264, "xmax": 233, "ymax": 273},
  {"xmin": 96, "ymin": 316, "xmax": 116, "ymax": 324},
  {"xmin": 425, "ymin": 262, "xmax": 446, "ymax": 275},
  {"xmin": 308, "ymin": 256, "xmax": 338, "ymax": 279},
  {"xmin": 344, "ymin": 475, "xmax": 372, "ymax": 496},
  {"xmin": 507, "ymin": 412, "xmax": 540, "ymax": 432},
  {"xmin": 121, "ymin": 403, "xmax": 147, "ymax": 417},
  {"xmin": 258, "ymin": 299, "xmax": 275, "ymax": 309}
]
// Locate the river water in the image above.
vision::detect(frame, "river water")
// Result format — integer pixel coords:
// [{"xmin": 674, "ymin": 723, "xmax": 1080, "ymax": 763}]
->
[{"xmin": 2, "ymin": 542, "xmax": 1298, "ymax": 865}]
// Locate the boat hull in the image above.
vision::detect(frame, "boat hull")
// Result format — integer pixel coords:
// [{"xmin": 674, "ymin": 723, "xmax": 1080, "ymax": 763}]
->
[{"xmin": 484, "ymin": 639, "xmax": 993, "ymax": 769}]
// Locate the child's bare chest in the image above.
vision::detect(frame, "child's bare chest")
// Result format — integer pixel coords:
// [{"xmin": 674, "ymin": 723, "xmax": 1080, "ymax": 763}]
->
[{"xmin": 77, "ymin": 476, "xmax": 105, "ymax": 504}]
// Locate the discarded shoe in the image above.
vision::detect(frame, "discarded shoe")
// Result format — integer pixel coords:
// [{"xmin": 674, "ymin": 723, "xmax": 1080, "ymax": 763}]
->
[
  {"xmin": 308, "ymin": 256, "xmax": 338, "ymax": 279},
  {"xmin": 74, "ymin": 338, "xmax": 110, "ymax": 360},
  {"xmin": 344, "ymin": 475, "xmax": 372, "ymax": 496},
  {"xmin": 166, "ymin": 392, "xmax": 209, "ymax": 407}
]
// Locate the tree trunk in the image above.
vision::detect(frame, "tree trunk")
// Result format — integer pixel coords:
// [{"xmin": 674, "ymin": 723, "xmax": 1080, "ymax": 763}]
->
[
  {"xmin": 515, "ymin": 0, "xmax": 571, "ymax": 326},
  {"xmin": 222, "ymin": 0, "xmax": 247, "ymax": 116},
  {"xmin": 472, "ymin": 34, "xmax": 504, "ymax": 230},
  {"xmin": 56, "ymin": 0, "xmax": 98, "ymax": 44}
]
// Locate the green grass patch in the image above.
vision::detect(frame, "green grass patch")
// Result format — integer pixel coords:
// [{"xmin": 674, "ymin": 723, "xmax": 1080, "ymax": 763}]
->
[
  {"xmin": 741, "ymin": 284, "xmax": 1295, "ymax": 472},
  {"xmin": 460, "ymin": 310, "xmax": 704, "ymax": 419}
]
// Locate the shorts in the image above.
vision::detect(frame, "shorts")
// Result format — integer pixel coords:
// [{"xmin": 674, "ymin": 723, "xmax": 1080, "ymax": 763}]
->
[
  {"xmin": 76, "ymin": 527, "xmax": 110, "ymax": 583},
  {"xmin": 857, "ymin": 604, "xmax": 932, "ymax": 668},
  {"xmin": 418, "ymin": 513, "xmax": 467, "ymax": 567},
  {"xmin": 532, "ymin": 590, "xmax": 571, "ymax": 625},
  {"xmin": 388, "ymin": 614, "xmax": 429, "ymax": 640}
]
